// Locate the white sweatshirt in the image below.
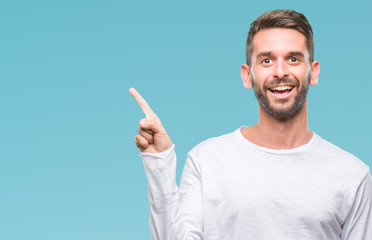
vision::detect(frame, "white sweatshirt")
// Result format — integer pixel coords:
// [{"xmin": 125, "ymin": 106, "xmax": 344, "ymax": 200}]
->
[{"xmin": 140, "ymin": 126, "xmax": 372, "ymax": 240}]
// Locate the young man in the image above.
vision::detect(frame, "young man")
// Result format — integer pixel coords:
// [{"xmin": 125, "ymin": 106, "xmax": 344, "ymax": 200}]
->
[{"xmin": 130, "ymin": 9, "xmax": 372, "ymax": 240}]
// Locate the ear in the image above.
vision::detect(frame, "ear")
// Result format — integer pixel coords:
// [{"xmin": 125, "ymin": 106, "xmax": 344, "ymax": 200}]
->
[
  {"xmin": 309, "ymin": 60, "xmax": 320, "ymax": 86},
  {"xmin": 241, "ymin": 64, "xmax": 253, "ymax": 89}
]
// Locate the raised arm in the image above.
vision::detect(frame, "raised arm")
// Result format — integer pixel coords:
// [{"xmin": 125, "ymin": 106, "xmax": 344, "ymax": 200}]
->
[{"xmin": 129, "ymin": 88, "xmax": 204, "ymax": 240}]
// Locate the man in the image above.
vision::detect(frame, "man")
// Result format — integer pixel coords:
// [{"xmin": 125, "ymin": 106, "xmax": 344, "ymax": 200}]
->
[{"xmin": 130, "ymin": 9, "xmax": 372, "ymax": 240}]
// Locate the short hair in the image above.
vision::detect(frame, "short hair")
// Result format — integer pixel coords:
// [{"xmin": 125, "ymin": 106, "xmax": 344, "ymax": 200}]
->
[{"xmin": 246, "ymin": 9, "xmax": 314, "ymax": 66}]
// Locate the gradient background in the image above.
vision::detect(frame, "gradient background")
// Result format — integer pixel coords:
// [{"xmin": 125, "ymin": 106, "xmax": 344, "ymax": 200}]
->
[{"xmin": 1, "ymin": 0, "xmax": 371, "ymax": 239}]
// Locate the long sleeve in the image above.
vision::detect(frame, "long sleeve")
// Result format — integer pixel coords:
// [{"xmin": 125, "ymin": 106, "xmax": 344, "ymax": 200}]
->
[
  {"xmin": 140, "ymin": 145, "xmax": 204, "ymax": 240},
  {"xmin": 341, "ymin": 168, "xmax": 372, "ymax": 240}
]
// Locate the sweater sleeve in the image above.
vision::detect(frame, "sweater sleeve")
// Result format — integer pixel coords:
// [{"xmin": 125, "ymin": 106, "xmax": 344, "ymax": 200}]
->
[
  {"xmin": 341, "ymin": 167, "xmax": 372, "ymax": 240},
  {"xmin": 140, "ymin": 145, "xmax": 204, "ymax": 240}
]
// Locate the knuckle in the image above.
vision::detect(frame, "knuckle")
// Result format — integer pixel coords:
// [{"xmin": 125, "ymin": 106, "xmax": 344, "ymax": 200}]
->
[
  {"xmin": 146, "ymin": 135, "xmax": 153, "ymax": 143},
  {"xmin": 139, "ymin": 130, "xmax": 148, "ymax": 137},
  {"xmin": 140, "ymin": 136, "xmax": 148, "ymax": 145}
]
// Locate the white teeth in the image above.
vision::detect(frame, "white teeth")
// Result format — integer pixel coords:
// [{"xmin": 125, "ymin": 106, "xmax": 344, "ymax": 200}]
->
[{"xmin": 270, "ymin": 85, "xmax": 293, "ymax": 91}]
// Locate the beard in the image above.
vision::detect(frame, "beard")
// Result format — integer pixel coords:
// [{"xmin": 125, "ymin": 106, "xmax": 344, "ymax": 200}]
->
[{"xmin": 252, "ymin": 74, "xmax": 310, "ymax": 122}]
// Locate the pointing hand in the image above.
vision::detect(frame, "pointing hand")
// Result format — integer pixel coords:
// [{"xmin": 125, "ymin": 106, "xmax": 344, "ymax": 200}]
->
[{"xmin": 129, "ymin": 88, "xmax": 173, "ymax": 153}]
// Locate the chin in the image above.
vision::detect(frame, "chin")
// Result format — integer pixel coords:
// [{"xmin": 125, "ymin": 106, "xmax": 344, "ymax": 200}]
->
[{"xmin": 264, "ymin": 102, "xmax": 306, "ymax": 122}]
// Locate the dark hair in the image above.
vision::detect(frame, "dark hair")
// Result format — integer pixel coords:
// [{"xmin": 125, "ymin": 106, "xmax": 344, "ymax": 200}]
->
[{"xmin": 246, "ymin": 9, "xmax": 314, "ymax": 65}]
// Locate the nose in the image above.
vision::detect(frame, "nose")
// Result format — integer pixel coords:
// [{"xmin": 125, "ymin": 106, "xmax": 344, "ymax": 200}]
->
[{"xmin": 273, "ymin": 59, "xmax": 289, "ymax": 79}]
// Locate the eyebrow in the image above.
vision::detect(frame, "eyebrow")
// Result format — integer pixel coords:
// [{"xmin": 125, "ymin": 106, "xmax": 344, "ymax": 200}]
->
[
  {"xmin": 256, "ymin": 51, "xmax": 305, "ymax": 59},
  {"xmin": 256, "ymin": 51, "xmax": 271, "ymax": 59},
  {"xmin": 289, "ymin": 51, "xmax": 305, "ymax": 58}
]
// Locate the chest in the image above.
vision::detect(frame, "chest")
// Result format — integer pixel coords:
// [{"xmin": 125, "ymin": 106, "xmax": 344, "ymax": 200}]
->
[{"xmin": 202, "ymin": 156, "xmax": 346, "ymax": 230}]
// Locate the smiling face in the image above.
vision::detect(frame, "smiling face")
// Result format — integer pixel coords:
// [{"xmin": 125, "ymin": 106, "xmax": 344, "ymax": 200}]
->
[{"xmin": 241, "ymin": 28, "xmax": 319, "ymax": 121}]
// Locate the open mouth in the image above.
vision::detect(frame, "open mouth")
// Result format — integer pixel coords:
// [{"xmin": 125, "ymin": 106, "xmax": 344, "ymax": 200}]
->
[
  {"xmin": 268, "ymin": 85, "xmax": 294, "ymax": 95},
  {"xmin": 268, "ymin": 85, "xmax": 295, "ymax": 99}
]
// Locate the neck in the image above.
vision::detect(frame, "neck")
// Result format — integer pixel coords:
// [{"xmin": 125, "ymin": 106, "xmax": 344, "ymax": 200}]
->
[{"xmin": 242, "ymin": 101, "xmax": 313, "ymax": 149}]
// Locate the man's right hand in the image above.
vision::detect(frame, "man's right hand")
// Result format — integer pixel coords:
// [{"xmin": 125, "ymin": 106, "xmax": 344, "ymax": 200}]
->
[{"xmin": 129, "ymin": 88, "xmax": 173, "ymax": 154}]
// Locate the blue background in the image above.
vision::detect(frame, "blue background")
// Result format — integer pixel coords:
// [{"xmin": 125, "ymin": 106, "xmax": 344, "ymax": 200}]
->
[{"xmin": 1, "ymin": 0, "xmax": 371, "ymax": 239}]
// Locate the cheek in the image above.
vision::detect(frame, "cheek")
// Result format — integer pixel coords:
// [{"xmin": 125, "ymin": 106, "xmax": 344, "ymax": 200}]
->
[
  {"xmin": 292, "ymin": 65, "xmax": 311, "ymax": 81},
  {"xmin": 251, "ymin": 67, "xmax": 271, "ymax": 83}
]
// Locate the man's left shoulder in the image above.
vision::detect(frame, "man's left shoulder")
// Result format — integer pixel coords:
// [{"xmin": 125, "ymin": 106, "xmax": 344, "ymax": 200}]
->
[{"xmin": 313, "ymin": 134, "xmax": 369, "ymax": 175}]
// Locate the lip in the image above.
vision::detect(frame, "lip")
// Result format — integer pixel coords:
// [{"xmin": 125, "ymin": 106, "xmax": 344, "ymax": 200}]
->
[
  {"xmin": 269, "ymin": 84, "xmax": 295, "ymax": 89},
  {"xmin": 267, "ymin": 86, "xmax": 296, "ymax": 100}
]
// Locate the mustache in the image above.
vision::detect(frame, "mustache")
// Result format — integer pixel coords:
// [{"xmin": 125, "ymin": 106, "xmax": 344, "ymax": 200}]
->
[{"xmin": 264, "ymin": 77, "xmax": 300, "ymax": 90}]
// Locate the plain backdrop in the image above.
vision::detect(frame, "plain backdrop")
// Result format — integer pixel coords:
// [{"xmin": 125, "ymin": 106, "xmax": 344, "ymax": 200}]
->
[{"xmin": 1, "ymin": 0, "xmax": 371, "ymax": 239}]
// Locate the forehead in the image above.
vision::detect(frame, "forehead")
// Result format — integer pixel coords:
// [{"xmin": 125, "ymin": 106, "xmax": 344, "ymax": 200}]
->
[{"xmin": 252, "ymin": 28, "xmax": 308, "ymax": 57}]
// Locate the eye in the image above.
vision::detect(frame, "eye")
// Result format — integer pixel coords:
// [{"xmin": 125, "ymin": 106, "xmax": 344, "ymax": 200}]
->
[
  {"xmin": 289, "ymin": 57, "xmax": 299, "ymax": 62},
  {"xmin": 261, "ymin": 58, "xmax": 272, "ymax": 64}
]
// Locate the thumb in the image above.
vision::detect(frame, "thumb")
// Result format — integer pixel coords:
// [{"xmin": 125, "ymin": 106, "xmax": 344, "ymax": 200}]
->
[{"xmin": 139, "ymin": 117, "xmax": 165, "ymax": 133}]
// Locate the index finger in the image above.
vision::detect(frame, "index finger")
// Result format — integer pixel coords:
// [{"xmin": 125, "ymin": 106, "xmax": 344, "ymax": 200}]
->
[{"xmin": 129, "ymin": 88, "xmax": 156, "ymax": 118}]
